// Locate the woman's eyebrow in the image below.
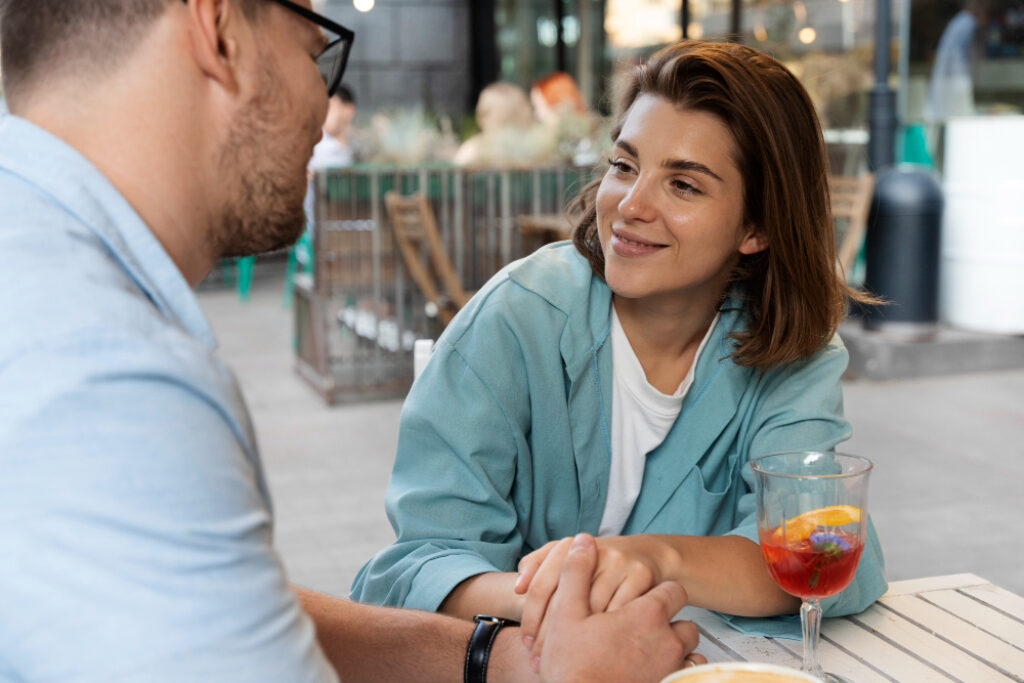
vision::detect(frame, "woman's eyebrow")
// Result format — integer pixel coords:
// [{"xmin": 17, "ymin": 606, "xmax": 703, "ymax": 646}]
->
[{"xmin": 614, "ymin": 139, "xmax": 724, "ymax": 183}]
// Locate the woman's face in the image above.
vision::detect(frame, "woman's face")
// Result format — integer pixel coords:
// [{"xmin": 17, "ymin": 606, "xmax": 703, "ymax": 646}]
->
[{"xmin": 596, "ymin": 94, "xmax": 766, "ymax": 309}]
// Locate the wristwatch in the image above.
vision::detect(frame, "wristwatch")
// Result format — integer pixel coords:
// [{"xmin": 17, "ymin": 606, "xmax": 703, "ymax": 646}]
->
[{"xmin": 464, "ymin": 614, "xmax": 519, "ymax": 683}]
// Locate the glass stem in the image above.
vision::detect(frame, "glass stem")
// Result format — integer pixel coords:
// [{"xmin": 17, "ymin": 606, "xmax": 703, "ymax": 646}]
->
[{"xmin": 801, "ymin": 598, "xmax": 825, "ymax": 678}]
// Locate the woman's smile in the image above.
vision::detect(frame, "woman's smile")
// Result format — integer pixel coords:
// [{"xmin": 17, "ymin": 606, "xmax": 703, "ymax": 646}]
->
[
  {"xmin": 610, "ymin": 228, "xmax": 667, "ymax": 256},
  {"xmin": 596, "ymin": 94, "xmax": 764, "ymax": 307}
]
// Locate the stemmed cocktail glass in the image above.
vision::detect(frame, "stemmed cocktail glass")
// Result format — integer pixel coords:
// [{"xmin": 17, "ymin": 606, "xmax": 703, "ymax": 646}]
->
[{"xmin": 751, "ymin": 451, "xmax": 872, "ymax": 683}]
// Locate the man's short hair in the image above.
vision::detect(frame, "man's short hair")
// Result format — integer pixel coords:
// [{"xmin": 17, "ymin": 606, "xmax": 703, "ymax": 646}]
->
[
  {"xmin": 335, "ymin": 83, "xmax": 355, "ymax": 106},
  {"xmin": 0, "ymin": 0, "xmax": 259, "ymax": 107}
]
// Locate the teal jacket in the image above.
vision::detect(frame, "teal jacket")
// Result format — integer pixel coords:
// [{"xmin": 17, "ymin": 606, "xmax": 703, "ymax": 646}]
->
[{"xmin": 351, "ymin": 243, "xmax": 886, "ymax": 637}]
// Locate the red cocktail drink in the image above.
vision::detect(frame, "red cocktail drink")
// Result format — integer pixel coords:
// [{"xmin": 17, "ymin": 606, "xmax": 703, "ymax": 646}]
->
[
  {"xmin": 751, "ymin": 452, "xmax": 873, "ymax": 683},
  {"xmin": 759, "ymin": 529, "xmax": 863, "ymax": 599}
]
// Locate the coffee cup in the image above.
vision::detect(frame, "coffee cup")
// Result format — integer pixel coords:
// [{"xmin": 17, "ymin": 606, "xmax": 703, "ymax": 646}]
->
[{"xmin": 659, "ymin": 661, "xmax": 824, "ymax": 683}]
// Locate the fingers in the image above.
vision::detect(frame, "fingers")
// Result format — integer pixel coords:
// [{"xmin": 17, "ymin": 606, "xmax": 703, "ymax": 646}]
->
[
  {"xmin": 531, "ymin": 598, "xmax": 553, "ymax": 665},
  {"xmin": 554, "ymin": 535, "xmax": 598, "ymax": 606},
  {"xmin": 670, "ymin": 618, "xmax": 701, "ymax": 660},
  {"xmin": 514, "ymin": 539, "xmax": 560, "ymax": 595},
  {"xmin": 636, "ymin": 580, "xmax": 690, "ymax": 622},
  {"xmin": 528, "ymin": 534, "xmax": 597, "ymax": 664},
  {"xmin": 683, "ymin": 652, "xmax": 708, "ymax": 669},
  {"xmin": 519, "ymin": 536, "xmax": 575, "ymax": 645},
  {"xmin": 599, "ymin": 561, "xmax": 655, "ymax": 613}
]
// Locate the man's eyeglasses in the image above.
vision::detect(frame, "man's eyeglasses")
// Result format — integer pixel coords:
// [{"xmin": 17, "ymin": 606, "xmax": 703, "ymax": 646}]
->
[
  {"xmin": 181, "ymin": 0, "xmax": 354, "ymax": 97},
  {"xmin": 269, "ymin": 0, "xmax": 354, "ymax": 97}
]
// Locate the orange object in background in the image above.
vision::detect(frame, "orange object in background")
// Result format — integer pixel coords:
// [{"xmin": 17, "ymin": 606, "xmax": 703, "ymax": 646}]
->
[{"xmin": 531, "ymin": 71, "xmax": 586, "ymax": 123}]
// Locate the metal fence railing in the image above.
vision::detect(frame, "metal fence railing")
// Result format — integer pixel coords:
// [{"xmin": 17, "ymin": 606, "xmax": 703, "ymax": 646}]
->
[{"xmin": 293, "ymin": 164, "xmax": 597, "ymax": 404}]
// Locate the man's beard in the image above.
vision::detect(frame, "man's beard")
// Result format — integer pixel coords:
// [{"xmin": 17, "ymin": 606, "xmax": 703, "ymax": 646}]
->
[{"xmin": 215, "ymin": 64, "xmax": 310, "ymax": 259}]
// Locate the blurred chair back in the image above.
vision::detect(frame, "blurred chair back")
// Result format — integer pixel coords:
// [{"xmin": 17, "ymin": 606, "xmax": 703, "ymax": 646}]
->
[
  {"xmin": 385, "ymin": 191, "xmax": 471, "ymax": 326},
  {"xmin": 831, "ymin": 173, "xmax": 874, "ymax": 278}
]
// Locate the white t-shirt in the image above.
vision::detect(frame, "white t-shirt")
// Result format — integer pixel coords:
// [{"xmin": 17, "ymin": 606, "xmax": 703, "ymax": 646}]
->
[
  {"xmin": 598, "ymin": 307, "xmax": 719, "ymax": 537},
  {"xmin": 309, "ymin": 132, "xmax": 354, "ymax": 170}
]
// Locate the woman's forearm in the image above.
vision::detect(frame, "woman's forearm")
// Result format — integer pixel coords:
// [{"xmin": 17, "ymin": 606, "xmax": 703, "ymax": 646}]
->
[
  {"xmin": 439, "ymin": 571, "xmax": 526, "ymax": 621},
  {"xmin": 648, "ymin": 534, "xmax": 800, "ymax": 617},
  {"xmin": 437, "ymin": 536, "xmax": 797, "ymax": 623}
]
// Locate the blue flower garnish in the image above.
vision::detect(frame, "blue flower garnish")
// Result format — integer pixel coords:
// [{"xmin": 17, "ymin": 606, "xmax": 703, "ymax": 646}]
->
[{"xmin": 809, "ymin": 530, "xmax": 851, "ymax": 559}]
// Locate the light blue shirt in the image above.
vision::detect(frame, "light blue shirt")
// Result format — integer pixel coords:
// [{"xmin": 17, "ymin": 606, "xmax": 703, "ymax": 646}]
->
[{"xmin": 0, "ymin": 116, "xmax": 336, "ymax": 681}]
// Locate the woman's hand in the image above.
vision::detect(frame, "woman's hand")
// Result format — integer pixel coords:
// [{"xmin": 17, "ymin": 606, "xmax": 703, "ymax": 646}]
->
[{"xmin": 514, "ymin": 534, "xmax": 673, "ymax": 659}]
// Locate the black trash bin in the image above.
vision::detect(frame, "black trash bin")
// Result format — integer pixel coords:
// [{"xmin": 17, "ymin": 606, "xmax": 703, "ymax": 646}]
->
[{"xmin": 862, "ymin": 164, "xmax": 944, "ymax": 337}]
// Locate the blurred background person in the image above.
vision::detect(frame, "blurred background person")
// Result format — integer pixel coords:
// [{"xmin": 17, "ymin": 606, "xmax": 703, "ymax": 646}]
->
[
  {"xmin": 310, "ymin": 84, "xmax": 357, "ymax": 169},
  {"xmin": 455, "ymin": 81, "xmax": 554, "ymax": 167},
  {"xmin": 530, "ymin": 71, "xmax": 586, "ymax": 126}
]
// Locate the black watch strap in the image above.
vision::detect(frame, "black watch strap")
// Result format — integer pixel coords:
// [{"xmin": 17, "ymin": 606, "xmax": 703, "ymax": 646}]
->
[{"xmin": 464, "ymin": 614, "xmax": 518, "ymax": 683}]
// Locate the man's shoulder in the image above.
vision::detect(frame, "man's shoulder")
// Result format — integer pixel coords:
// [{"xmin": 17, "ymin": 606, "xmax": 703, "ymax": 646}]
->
[
  {"xmin": 0, "ymin": 197, "xmax": 170, "ymax": 355},
  {"xmin": 0, "ymin": 240, "xmax": 227, "ymax": 430}
]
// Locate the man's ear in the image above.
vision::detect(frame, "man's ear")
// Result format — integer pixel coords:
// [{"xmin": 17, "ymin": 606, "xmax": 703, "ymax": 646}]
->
[
  {"xmin": 184, "ymin": 0, "xmax": 243, "ymax": 94},
  {"xmin": 739, "ymin": 225, "xmax": 768, "ymax": 255}
]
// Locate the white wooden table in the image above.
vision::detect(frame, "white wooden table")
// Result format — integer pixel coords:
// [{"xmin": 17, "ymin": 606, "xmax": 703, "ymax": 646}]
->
[{"xmin": 681, "ymin": 574, "xmax": 1024, "ymax": 682}]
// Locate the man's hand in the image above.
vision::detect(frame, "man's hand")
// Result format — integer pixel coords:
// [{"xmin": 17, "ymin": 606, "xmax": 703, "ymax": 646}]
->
[
  {"xmin": 516, "ymin": 533, "xmax": 667, "ymax": 657},
  {"xmin": 537, "ymin": 533, "xmax": 706, "ymax": 682}
]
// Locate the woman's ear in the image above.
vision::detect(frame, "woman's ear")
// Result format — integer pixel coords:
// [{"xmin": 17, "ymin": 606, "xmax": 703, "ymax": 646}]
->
[{"xmin": 739, "ymin": 225, "xmax": 769, "ymax": 255}]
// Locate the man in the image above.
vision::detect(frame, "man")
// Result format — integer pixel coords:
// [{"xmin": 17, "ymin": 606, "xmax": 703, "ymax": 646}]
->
[
  {"xmin": 309, "ymin": 84, "xmax": 357, "ymax": 169},
  {"xmin": 0, "ymin": 1, "xmax": 705, "ymax": 680},
  {"xmin": 924, "ymin": 0, "xmax": 992, "ymax": 122}
]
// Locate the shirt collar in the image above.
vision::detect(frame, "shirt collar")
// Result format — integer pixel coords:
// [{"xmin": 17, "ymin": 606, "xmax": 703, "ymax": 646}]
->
[{"xmin": 0, "ymin": 115, "xmax": 217, "ymax": 349}]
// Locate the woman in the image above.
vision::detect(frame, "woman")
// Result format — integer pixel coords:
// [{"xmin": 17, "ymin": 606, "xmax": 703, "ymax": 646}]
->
[{"xmin": 351, "ymin": 40, "xmax": 886, "ymax": 641}]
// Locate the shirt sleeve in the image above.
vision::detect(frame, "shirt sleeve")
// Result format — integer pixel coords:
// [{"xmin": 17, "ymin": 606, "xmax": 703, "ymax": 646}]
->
[
  {"xmin": 0, "ymin": 336, "xmax": 337, "ymax": 682},
  {"xmin": 724, "ymin": 336, "xmax": 887, "ymax": 632},
  {"xmin": 350, "ymin": 305, "xmax": 532, "ymax": 612}
]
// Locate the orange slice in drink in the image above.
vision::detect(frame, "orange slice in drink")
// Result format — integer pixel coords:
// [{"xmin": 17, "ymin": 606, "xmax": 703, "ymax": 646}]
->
[{"xmin": 774, "ymin": 505, "xmax": 862, "ymax": 543}]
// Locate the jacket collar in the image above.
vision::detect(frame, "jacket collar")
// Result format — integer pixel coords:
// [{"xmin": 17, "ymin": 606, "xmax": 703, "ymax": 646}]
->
[
  {"xmin": 625, "ymin": 304, "xmax": 753, "ymax": 532},
  {"xmin": 508, "ymin": 244, "xmax": 753, "ymax": 534}
]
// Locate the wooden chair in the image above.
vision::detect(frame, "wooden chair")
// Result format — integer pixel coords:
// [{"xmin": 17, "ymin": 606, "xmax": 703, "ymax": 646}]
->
[
  {"xmin": 384, "ymin": 191, "xmax": 471, "ymax": 326},
  {"xmin": 830, "ymin": 173, "xmax": 874, "ymax": 277}
]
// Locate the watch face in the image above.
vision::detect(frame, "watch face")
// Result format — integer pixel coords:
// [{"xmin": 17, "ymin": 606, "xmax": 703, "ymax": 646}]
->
[
  {"xmin": 474, "ymin": 614, "xmax": 519, "ymax": 627},
  {"xmin": 475, "ymin": 615, "xmax": 501, "ymax": 625}
]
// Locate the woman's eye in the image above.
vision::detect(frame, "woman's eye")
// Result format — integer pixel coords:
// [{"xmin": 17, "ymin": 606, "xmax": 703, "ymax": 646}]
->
[
  {"xmin": 672, "ymin": 179, "xmax": 700, "ymax": 195},
  {"xmin": 607, "ymin": 159, "xmax": 634, "ymax": 175}
]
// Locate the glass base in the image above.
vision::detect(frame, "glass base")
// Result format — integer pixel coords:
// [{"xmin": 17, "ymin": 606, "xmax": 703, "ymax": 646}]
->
[{"xmin": 818, "ymin": 673, "xmax": 851, "ymax": 683}]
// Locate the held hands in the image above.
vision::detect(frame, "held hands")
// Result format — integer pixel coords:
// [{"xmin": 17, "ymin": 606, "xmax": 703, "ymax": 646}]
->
[
  {"xmin": 535, "ymin": 533, "xmax": 705, "ymax": 682},
  {"xmin": 516, "ymin": 533, "xmax": 670, "ymax": 661}
]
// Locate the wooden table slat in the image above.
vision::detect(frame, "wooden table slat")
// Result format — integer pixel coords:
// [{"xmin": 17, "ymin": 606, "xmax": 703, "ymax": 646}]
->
[
  {"xmin": 924, "ymin": 589, "xmax": 1024, "ymax": 651},
  {"xmin": 883, "ymin": 574, "xmax": 990, "ymax": 596},
  {"xmin": 679, "ymin": 577, "xmax": 1024, "ymax": 682},
  {"xmin": 962, "ymin": 584, "xmax": 1024, "ymax": 623},
  {"xmin": 680, "ymin": 609, "xmax": 802, "ymax": 667},
  {"xmin": 690, "ymin": 633, "xmax": 736, "ymax": 665},
  {"xmin": 802, "ymin": 630, "xmax": 894, "ymax": 683},
  {"xmin": 850, "ymin": 602, "xmax": 1015, "ymax": 682},
  {"xmin": 822, "ymin": 616, "xmax": 953, "ymax": 681},
  {"xmin": 881, "ymin": 594, "xmax": 1024, "ymax": 677}
]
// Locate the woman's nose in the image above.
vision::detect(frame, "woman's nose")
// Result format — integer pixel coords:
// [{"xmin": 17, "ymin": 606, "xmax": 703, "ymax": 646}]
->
[{"xmin": 618, "ymin": 177, "xmax": 656, "ymax": 222}]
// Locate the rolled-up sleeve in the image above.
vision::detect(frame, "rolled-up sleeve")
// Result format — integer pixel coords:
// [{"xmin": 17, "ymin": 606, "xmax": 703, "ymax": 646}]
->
[{"xmin": 351, "ymin": 333, "xmax": 529, "ymax": 611}]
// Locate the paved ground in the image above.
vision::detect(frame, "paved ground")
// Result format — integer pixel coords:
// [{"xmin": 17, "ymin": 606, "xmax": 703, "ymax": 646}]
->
[{"xmin": 199, "ymin": 278, "xmax": 1024, "ymax": 601}]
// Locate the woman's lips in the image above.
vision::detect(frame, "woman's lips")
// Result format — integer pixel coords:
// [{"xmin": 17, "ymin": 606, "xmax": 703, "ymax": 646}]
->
[{"xmin": 610, "ymin": 229, "xmax": 666, "ymax": 257}]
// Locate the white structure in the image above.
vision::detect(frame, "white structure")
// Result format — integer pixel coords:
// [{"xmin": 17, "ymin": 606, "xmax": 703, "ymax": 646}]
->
[{"xmin": 941, "ymin": 115, "xmax": 1024, "ymax": 333}]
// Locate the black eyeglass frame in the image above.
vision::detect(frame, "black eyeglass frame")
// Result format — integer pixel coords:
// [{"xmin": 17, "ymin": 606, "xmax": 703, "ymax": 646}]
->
[
  {"xmin": 180, "ymin": 0, "xmax": 355, "ymax": 97},
  {"xmin": 269, "ymin": 0, "xmax": 354, "ymax": 97}
]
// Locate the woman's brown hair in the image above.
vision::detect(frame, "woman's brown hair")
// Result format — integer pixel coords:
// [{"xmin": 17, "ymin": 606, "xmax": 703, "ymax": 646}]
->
[{"xmin": 572, "ymin": 40, "xmax": 874, "ymax": 369}]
